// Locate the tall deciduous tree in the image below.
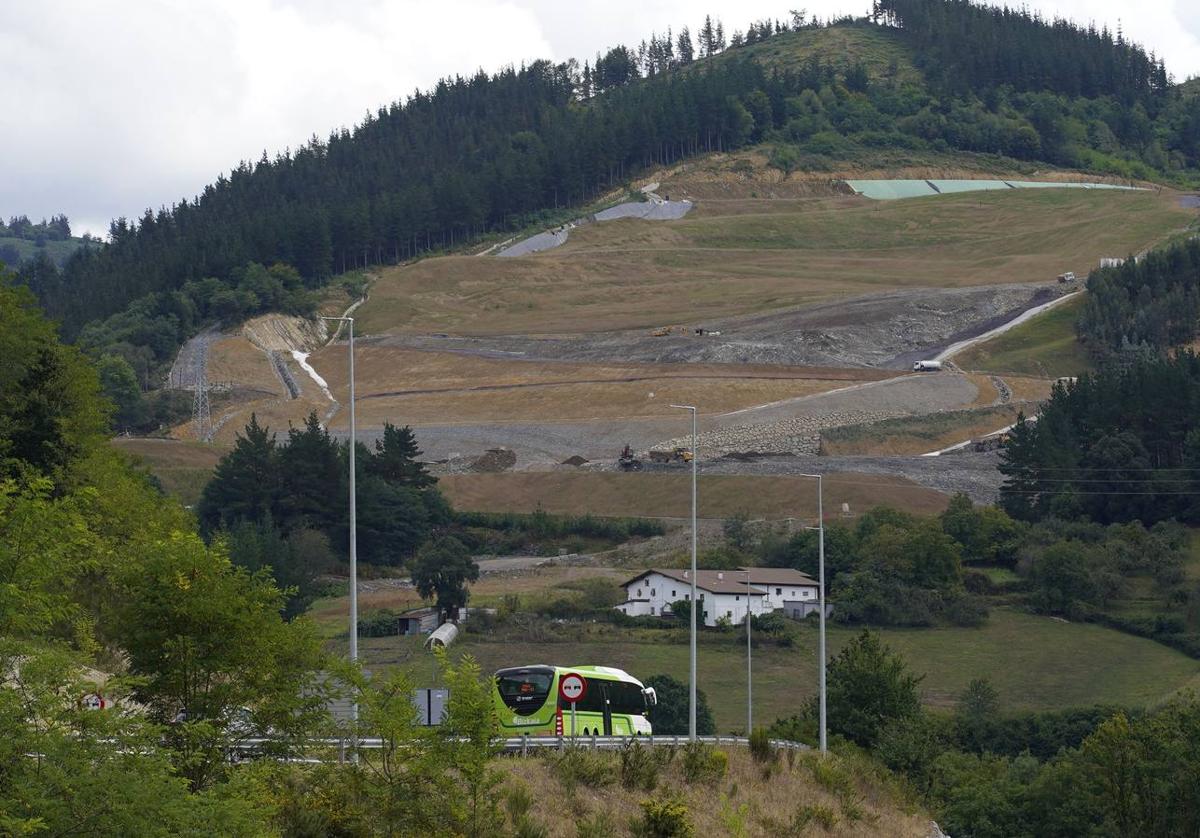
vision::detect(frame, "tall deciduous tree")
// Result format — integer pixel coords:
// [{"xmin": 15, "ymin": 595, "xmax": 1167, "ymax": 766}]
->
[{"xmin": 411, "ymin": 535, "xmax": 479, "ymax": 621}]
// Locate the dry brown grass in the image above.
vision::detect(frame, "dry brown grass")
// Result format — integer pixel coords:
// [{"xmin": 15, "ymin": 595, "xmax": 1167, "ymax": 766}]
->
[
  {"xmin": 494, "ymin": 746, "xmax": 929, "ymax": 837},
  {"xmin": 357, "ymin": 188, "xmax": 1191, "ymax": 337},
  {"xmin": 205, "ymin": 336, "xmax": 285, "ymax": 395},
  {"xmin": 1005, "ymin": 376, "xmax": 1055, "ymax": 402},
  {"xmin": 111, "ymin": 438, "xmax": 224, "ymax": 505},
  {"xmin": 304, "ymin": 347, "xmax": 890, "ymax": 427},
  {"xmin": 438, "ymin": 471, "xmax": 950, "ymax": 519}
]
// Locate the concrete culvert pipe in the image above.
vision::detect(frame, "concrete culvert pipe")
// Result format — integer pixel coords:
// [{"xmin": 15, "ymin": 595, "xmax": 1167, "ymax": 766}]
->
[{"xmin": 425, "ymin": 622, "xmax": 458, "ymax": 650}]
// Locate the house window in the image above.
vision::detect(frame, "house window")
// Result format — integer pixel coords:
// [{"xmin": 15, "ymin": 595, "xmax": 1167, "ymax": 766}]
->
[
  {"xmin": 735, "ymin": 595, "xmax": 740, "ymax": 601},
  {"xmin": 672, "ymin": 590, "xmax": 676, "ymax": 597},
  {"xmin": 776, "ymin": 587, "xmax": 782, "ymax": 596},
  {"xmin": 651, "ymin": 607, "xmax": 656, "ymax": 615},
  {"xmin": 651, "ymin": 588, "xmax": 656, "ymax": 596},
  {"xmin": 636, "ymin": 589, "xmax": 642, "ymax": 598},
  {"xmin": 726, "ymin": 610, "xmax": 732, "ymax": 619},
  {"xmin": 685, "ymin": 594, "xmax": 690, "ymax": 601}
]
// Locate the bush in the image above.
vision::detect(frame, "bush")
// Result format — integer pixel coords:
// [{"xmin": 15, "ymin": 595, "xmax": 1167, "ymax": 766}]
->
[
  {"xmin": 637, "ymin": 795, "xmax": 694, "ymax": 838},
  {"xmin": 747, "ymin": 727, "xmax": 775, "ymax": 764},
  {"xmin": 356, "ymin": 609, "xmax": 403, "ymax": 637},
  {"xmin": 619, "ymin": 741, "xmax": 660, "ymax": 791},
  {"xmin": 548, "ymin": 747, "xmax": 617, "ymax": 792},
  {"xmin": 575, "ymin": 811, "xmax": 616, "ymax": 838},
  {"xmin": 681, "ymin": 742, "xmax": 728, "ymax": 783}
]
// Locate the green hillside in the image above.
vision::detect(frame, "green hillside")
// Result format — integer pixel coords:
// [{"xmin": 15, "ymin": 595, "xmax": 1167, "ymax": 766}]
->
[
  {"xmin": 720, "ymin": 21, "xmax": 923, "ymax": 84},
  {"xmin": 0, "ymin": 235, "xmax": 89, "ymax": 268}
]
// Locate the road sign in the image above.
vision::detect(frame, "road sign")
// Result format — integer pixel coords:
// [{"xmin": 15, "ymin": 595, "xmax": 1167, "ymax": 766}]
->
[{"xmin": 558, "ymin": 672, "xmax": 587, "ymax": 704}]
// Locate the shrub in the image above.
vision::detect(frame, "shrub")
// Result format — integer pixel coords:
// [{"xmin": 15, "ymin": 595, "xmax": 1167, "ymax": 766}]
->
[
  {"xmin": 548, "ymin": 747, "xmax": 617, "ymax": 792},
  {"xmin": 748, "ymin": 727, "xmax": 775, "ymax": 764},
  {"xmin": 680, "ymin": 742, "xmax": 728, "ymax": 784},
  {"xmin": 619, "ymin": 741, "xmax": 660, "ymax": 791},
  {"xmin": 575, "ymin": 811, "xmax": 616, "ymax": 838},
  {"xmin": 505, "ymin": 782, "xmax": 548, "ymax": 838},
  {"xmin": 637, "ymin": 795, "xmax": 694, "ymax": 838}
]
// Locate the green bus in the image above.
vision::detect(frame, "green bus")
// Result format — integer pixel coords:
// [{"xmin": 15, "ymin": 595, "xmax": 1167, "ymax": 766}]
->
[{"xmin": 493, "ymin": 665, "xmax": 658, "ymax": 736}]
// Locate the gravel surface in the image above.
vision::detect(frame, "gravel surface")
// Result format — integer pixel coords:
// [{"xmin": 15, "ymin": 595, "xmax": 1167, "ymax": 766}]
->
[
  {"xmin": 648, "ymin": 373, "xmax": 977, "ymax": 456},
  {"xmin": 497, "ymin": 199, "xmax": 693, "ymax": 257},
  {"xmin": 164, "ymin": 324, "xmax": 223, "ymax": 389},
  {"xmin": 347, "ymin": 372, "xmax": 977, "ymax": 470},
  {"xmin": 376, "ymin": 283, "xmax": 1061, "ymax": 370}
]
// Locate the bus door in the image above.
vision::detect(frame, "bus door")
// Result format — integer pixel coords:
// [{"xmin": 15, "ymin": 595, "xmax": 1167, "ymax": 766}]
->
[{"xmin": 600, "ymin": 682, "xmax": 613, "ymax": 735}]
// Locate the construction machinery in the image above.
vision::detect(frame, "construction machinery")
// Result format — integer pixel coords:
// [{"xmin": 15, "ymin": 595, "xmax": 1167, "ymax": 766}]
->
[
  {"xmin": 618, "ymin": 444, "xmax": 643, "ymax": 471},
  {"xmin": 647, "ymin": 447, "xmax": 693, "ymax": 464}
]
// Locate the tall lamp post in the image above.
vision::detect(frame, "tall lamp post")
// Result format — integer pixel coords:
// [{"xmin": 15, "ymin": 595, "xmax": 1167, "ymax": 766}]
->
[
  {"xmin": 670, "ymin": 404, "xmax": 698, "ymax": 740},
  {"xmin": 321, "ymin": 316, "xmax": 358, "ymax": 742},
  {"xmin": 745, "ymin": 570, "xmax": 753, "ymax": 735},
  {"xmin": 798, "ymin": 473, "xmax": 827, "ymax": 753}
]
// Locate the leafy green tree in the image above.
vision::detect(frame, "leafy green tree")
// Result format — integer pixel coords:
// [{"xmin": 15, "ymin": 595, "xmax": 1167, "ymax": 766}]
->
[
  {"xmin": 112, "ymin": 532, "xmax": 328, "ymax": 789},
  {"xmin": 96, "ymin": 353, "xmax": 144, "ymax": 432},
  {"xmin": 277, "ymin": 412, "xmax": 344, "ymax": 531},
  {"xmin": 0, "ymin": 279, "xmax": 109, "ymax": 483},
  {"xmin": 223, "ymin": 518, "xmax": 336, "ymax": 618},
  {"xmin": 411, "ymin": 535, "xmax": 479, "ymax": 621},
  {"xmin": 643, "ymin": 673, "xmax": 716, "ymax": 735},
  {"xmin": 822, "ymin": 629, "xmax": 923, "ymax": 747},
  {"xmin": 1029, "ymin": 541, "xmax": 1099, "ymax": 615},
  {"xmin": 0, "ymin": 641, "xmax": 271, "ymax": 836}
]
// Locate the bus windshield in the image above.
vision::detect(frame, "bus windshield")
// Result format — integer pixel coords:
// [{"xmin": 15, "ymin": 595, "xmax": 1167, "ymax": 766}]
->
[{"xmin": 495, "ymin": 666, "xmax": 554, "ymax": 716}]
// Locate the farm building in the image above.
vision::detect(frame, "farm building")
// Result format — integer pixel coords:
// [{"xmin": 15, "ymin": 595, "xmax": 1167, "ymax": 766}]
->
[{"xmin": 615, "ymin": 567, "xmax": 821, "ymax": 626}]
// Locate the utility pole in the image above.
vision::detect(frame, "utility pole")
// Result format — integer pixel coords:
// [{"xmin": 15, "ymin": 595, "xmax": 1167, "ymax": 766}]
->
[
  {"xmin": 800, "ymin": 473, "xmax": 828, "ymax": 753},
  {"xmin": 321, "ymin": 316, "xmax": 358, "ymax": 756},
  {"xmin": 671, "ymin": 404, "xmax": 698, "ymax": 740},
  {"xmin": 746, "ymin": 570, "xmax": 752, "ymax": 735}
]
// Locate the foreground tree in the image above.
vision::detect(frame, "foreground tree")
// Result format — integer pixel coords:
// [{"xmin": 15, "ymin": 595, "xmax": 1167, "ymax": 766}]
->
[
  {"xmin": 823, "ymin": 629, "xmax": 923, "ymax": 747},
  {"xmin": 113, "ymin": 533, "xmax": 328, "ymax": 789},
  {"xmin": 0, "ymin": 642, "xmax": 270, "ymax": 835}
]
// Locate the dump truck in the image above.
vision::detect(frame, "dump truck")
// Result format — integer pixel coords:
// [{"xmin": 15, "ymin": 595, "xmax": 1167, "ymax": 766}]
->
[{"xmin": 647, "ymin": 447, "xmax": 693, "ymax": 464}]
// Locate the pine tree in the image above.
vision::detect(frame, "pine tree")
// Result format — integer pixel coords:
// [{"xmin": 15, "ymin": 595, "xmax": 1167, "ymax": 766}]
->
[
  {"xmin": 197, "ymin": 413, "xmax": 279, "ymax": 532},
  {"xmin": 677, "ymin": 27, "xmax": 694, "ymax": 63},
  {"xmin": 368, "ymin": 422, "xmax": 435, "ymax": 489}
]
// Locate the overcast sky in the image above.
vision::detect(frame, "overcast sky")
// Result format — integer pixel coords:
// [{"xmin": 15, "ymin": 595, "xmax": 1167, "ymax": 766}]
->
[{"xmin": 3, "ymin": 0, "xmax": 1198, "ymax": 237}]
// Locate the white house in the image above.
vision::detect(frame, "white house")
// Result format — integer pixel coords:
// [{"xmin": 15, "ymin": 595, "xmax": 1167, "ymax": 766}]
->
[
  {"xmin": 615, "ymin": 567, "xmax": 823, "ymax": 626},
  {"xmin": 615, "ymin": 569, "xmax": 769, "ymax": 627},
  {"xmin": 739, "ymin": 567, "xmax": 820, "ymax": 611}
]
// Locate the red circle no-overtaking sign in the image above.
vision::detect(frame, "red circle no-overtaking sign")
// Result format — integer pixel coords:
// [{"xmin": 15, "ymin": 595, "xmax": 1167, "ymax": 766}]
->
[{"xmin": 558, "ymin": 672, "xmax": 587, "ymax": 704}]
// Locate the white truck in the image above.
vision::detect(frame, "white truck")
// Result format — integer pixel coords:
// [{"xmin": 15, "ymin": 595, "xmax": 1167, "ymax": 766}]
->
[{"xmin": 913, "ymin": 360, "xmax": 944, "ymax": 372}]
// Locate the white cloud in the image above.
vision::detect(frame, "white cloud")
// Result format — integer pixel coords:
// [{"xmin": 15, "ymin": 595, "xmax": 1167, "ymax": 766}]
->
[{"xmin": 1, "ymin": 0, "xmax": 1196, "ymax": 238}]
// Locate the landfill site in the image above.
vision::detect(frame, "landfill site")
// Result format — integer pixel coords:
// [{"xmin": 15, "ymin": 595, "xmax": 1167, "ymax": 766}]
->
[{"xmin": 163, "ymin": 170, "xmax": 1199, "ymax": 517}]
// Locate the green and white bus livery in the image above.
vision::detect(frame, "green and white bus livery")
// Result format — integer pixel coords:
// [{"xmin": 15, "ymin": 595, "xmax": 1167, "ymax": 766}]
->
[{"xmin": 493, "ymin": 665, "xmax": 657, "ymax": 736}]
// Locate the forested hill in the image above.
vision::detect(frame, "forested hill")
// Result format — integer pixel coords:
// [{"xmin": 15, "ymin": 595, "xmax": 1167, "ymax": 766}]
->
[{"xmin": 22, "ymin": 0, "xmax": 1200, "ymax": 353}]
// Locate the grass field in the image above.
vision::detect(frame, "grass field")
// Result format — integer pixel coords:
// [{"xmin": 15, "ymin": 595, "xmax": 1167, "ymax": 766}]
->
[
  {"xmin": 819, "ymin": 404, "xmax": 1023, "ymax": 456},
  {"xmin": 344, "ymin": 608, "xmax": 1200, "ymax": 731},
  {"xmin": 357, "ymin": 189, "xmax": 1192, "ymax": 337},
  {"xmin": 112, "ymin": 437, "xmax": 223, "ymax": 505},
  {"xmin": 955, "ymin": 294, "xmax": 1092, "ymax": 377},
  {"xmin": 438, "ymin": 472, "xmax": 951, "ymax": 519}
]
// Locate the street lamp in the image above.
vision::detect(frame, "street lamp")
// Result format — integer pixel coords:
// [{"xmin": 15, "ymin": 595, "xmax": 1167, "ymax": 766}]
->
[
  {"xmin": 798, "ymin": 473, "xmax": 827, "ymax": 754},
  {"xmin": 321, "ymin": 316, "xmax": 358, "ymax": 744},
  {"xmin": 670, "ymin": 404, "xmax": 698, "ymax": 740},
  {"xmin": 745, "ymin": 569, "xmax": 752, "ymax": 735}
]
